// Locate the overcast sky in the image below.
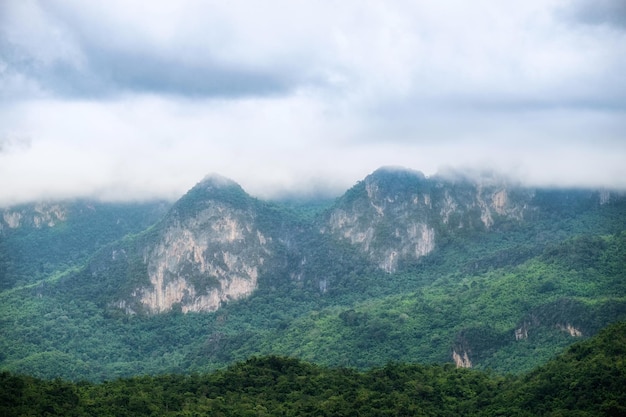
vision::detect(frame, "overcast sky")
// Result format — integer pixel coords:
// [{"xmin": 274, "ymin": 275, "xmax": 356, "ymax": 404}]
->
[{"xmin": 1, "ymin": 0, "xmax": 625, "ymax": 206}]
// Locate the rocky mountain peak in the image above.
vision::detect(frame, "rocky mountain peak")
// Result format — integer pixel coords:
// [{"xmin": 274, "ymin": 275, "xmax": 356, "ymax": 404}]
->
[
  {"xmin": 167, "ymin": 174, "xmax": 252, "ymax": 224},
  {"xmin": 197, "ymin": 173, "xmax": 241, "ymax": 190},
  {"xmin": 108, "ymin": 175, "xmax": 275, "ymax": 314},
  {"xmin": 321, "ymin": 167, "xmax": 535, "ymax": 272},
  {"xmin": 77, "ymin": 167, "xmax": 623, "ymax": 315},
  {"xmin": 368, "ymin": 166, "xmax": 427, "ymax": 182},
  {"xmin": 1, "ymin": 203, "xmax": 68, "ymax": 230}
]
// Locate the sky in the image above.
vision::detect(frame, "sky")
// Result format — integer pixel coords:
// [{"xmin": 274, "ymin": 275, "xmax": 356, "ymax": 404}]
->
[{"xmin": 1, "ymin": 0, "xmax": 625, "ymax": 206}]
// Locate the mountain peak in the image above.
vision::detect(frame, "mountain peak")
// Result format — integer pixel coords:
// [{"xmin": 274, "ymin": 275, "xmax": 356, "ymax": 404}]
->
[
  {"xmin": 359, "ymin": 166, "xmax": 429, "ymax": 200},
  {"xmin": 167, "ymin": 174, "xmax": 250, "ymax": 222},
  {"xmin": 369, "ymin": 166, "xmax": 426, "ymax": 180},
  {"xmin": 185, "ymin": 173, "xmax": 247, "ymax": 201},
  {"xmin": 196, "ymin": 173, "xmax": 241, "ymax": 190}
]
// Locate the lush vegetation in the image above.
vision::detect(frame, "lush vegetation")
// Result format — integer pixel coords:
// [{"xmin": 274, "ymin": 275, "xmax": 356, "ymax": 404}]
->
[
  {"xmin": 1, "ymin": 176, "xmax": 625, "ymax": 382},
  {"xmin": 0, "ymin": 201, "xmax": 169, "ymax": 290},
  {"xmin": 1, "ymin": 218, "xmax": 624, "ymax": 381},
  {"xmin": 2, "ymin": 321, "xmax": 625, "ymax": 416}
]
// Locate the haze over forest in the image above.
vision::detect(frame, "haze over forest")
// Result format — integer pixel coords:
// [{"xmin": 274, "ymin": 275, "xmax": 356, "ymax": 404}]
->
[{"xmin": 1, "ymin": 0, "xmax": 625, "ymax": 206}]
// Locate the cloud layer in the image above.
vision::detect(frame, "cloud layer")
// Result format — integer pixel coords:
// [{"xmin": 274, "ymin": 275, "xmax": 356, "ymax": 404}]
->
[{"xmin": 1, "ymin": 0, "xmax": 625, "ymax": 206}]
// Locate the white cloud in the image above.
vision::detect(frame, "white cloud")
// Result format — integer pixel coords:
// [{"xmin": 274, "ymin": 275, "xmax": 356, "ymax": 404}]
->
[{"xmin": 0, "ymin": 0, "xmax": 625, "ymax": 206}]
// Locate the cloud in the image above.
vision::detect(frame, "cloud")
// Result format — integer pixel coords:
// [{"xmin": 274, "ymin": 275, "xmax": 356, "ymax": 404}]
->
[
  {"xmin": 3, "ymin": 0, "xmax": 625, "ymax": 106},
  {"xmin": 0, "ymin": 0, "xmax": 625, "ymax": 206},
  {"xmin": 0, "ymin": 0, "xmax": 331, "ymax": 99},
  {"xmin": 0, "ymin": 133, "xmax": 31, "ymax": 154},
  {"xmin": 565, "ymin": 0, "xmax": 626, "ymax": 29}
]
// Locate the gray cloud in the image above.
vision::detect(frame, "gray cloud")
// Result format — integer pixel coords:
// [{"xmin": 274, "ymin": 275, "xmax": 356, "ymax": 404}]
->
[
  {"xmin": 1, "ymin": 1, "xmax": 319, "ymax": 99},
  {"xmin": 0, "ymin": 0, "xmax": 625, "ymax": 206},
  {"xmin": 44, "ymin": 49, "xmax": 297, "ymax": 98},
  {"xmin": 566, "ymin": 0, "xmax": 626, "ymax": 29}
]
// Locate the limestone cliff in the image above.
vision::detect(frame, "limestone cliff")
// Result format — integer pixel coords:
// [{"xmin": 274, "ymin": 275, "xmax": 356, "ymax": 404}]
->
[
  {"xmin": 452, "ymin": 349, "xmax": 472, "ymax": 368},
  {"xmin": 0, "ymin": 203, "xmax": 67, "ymax": 230},
  {"xmin": 117, "ymin": 175, "xmax": 272, "ymax": 314},
  {"xmin": 321, "ymin": 167, "xmax": 534, "ymax": 272},
  {"xmin": 514, "ymin": 298, "xmax": 588, "ymax": 341},
  {"xmin": 82, "ymin": 167, "xmax": 623, "ymax": 314}
]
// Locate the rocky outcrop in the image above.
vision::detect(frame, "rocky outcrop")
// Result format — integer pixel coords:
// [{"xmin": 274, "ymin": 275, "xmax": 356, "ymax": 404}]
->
[
  {"xmin": 557, "ymin": 323, "xmax": 583, "ymax": 337},
  {"xmin": 87, "ymin": 168, "xmax": 624, "ymax": 314},
  {"xmin": 138, "ymin": 204, "xmax": 269, "ymax": 313},
  {"xmin": 322, "ymin": 167, "xmax": 533, "ymax": 272},
  {"xmin": 452, "ymin": 349, "xmax": 472, "ymax": 368},
  {"xmin": 515, "ymin": 325, "xmax": 529, "ymax": 341},
  {"xmin": 1, "ymin": 203, "xmax": 67, "ymax": 229},
  {"xmin": 322, "ymin": 168, "xmax": 436, "ymax": 272},
  {"xmin": 119, "ymin": 176, "xmax": 272, "ymax": 314},
  {"xmin": 514, "ymin": 299, "xmax": 589, "ymax": 341}
]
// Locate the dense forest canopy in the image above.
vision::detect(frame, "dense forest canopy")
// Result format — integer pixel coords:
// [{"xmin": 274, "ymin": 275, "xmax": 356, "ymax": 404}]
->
[{"xmin": 1, "ymin": 321, "xmax": 625, "ymax": 416}]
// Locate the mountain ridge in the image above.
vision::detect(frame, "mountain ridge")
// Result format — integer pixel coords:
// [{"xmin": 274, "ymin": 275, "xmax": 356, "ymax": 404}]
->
[
  {"xmin": 13, "ymin": 166, "xmax": 626, "ymax": 314},
  {"xmin": 1, "ymin": 166, "xmax": 625, "ymax": 380}
]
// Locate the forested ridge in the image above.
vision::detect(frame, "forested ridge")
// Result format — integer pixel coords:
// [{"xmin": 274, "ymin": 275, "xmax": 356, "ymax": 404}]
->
[
  {"xmin": 1, "ymin": 170, "xmax": 625, "ymax": 382},
  {"xmin": 0, "ymin": 201, "xmax": 169, "ymax": 291},
  {"xmin": 2, "ymin": 230, "xmax": 624, "ymax": 380},
  {"xmin": 2, "ymin": 321, "xmax": 625, "ymax": 416}
]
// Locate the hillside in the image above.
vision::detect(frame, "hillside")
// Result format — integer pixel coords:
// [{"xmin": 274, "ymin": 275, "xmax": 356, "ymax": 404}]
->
[
  {"xmin": 2, "ymin": 321, "xmax": 625, "ymax": 416},
  {"xmin": 0, "ymin": 200, "xmax": 170, "ymax": 291},
  {"xmin": 0, "ymin": 167, "xmax": 625, "ymax": 380}
]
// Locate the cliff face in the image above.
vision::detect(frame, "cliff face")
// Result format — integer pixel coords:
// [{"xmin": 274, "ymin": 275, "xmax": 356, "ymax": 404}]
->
[
  {"xmin": 1, "ymin": 203, "xmax": 68, "ymax": 230},
  {"xmin": 114, "ymin": 175, "xmax": 274, "ymax": 314},
  {"xmin": 0, "ymin": 200, "xmax": 169, "ymax": 291},
  {"xmin": 321, "ymin": 167, "xmax": 534, "ymax": 272},
  {"xmin": 81, "ymin": 167, "xmax": 622, "ymax": 314},
  {"xmin": 322, "ymin": 169, "xmax": 435, "ymax": 273},
  {"xmin": 136, "ymin": 201, "xmax": 270, "ymax": 313}
]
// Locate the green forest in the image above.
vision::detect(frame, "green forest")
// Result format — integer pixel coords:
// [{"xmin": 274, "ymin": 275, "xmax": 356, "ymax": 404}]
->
[
  {"xmin": 1, "ymin": 174, "xmax": 625, "ymax": 415},
  {"xmin": 2, "ymin": 321, "xmax": 625, "ymax": 416},
  {"xmin": 2, "ymin": 228, "xmax": 625, "ymax": 380}
]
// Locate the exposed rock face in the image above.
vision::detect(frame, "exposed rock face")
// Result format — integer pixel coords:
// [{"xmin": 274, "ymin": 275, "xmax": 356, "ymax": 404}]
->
[
  {"xmin": 86, "ymin": 167, "xmax": 623, "ymax": 315},
  {"xmin": 121, "ymin": 176, "xmax": 272, "ymax": 314},
  {"xmin": 1, "ymin": 203, "xmax": 67, "ymax": 229},
  {"xmin": 139, "ymin": 204, "xmax": 268, "ymax": 313},
  {"xmin": 452, "ymin": 349, "xmax": 472, "ymax": 368},
  {"xmin": 514, "ymin": 299, "xmax": 588, "ymax": 341},
  {"xmin": 557, "ymin": 323, "xmax": 583, "ymax": 337},
  {"xmin": 322, "ymin": 167, "xmax": 533, "ymax": 272},
  {"xmin": 515, "ymin": 325, "xmax": 529, "ymax": 340},
  {"xmin": 322, "ymin": 168, "xmax": 436, "ymax": 272}
]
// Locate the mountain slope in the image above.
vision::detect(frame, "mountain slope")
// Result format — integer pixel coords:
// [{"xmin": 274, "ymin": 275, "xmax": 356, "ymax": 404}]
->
[
  {"xmin": 0, "ymin": 167, "xmax": 625, "ymax": 380},
  {"xmin": 259, "ymin": 232, "xmax": 626, "ymax": 373},
  {"xmin": 55, "ymin": 167, "xmax": 626, "ymax": 314},
  {"xmin": 0, "ymin": 200, "xmax": 170, "ymax": 291},
  {"xmin": 59, "ymin": 174, "xmax": 322, "ymax": 315},
  {"xmin": 2, "ymin": 321, "xmax": 625, "ymax": 416},
  {"xmin": 320, "ymin": 167, "xmax": 534, "ymax": 272}
]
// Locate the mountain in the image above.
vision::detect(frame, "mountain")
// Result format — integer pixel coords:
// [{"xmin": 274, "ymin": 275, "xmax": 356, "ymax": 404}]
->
[
  {"xmin": 320, "ymin": 167, "xmax": 533, "ymax": 272},
  {"xmin": 92, "ymin": 174, "xmax": 299, "ymax": 314},
  {"xmin": 1, "ymin": 167, "xmax": 625, "ymax": 380},
  {"xmin": 0, "ymin": 200, "xmax": 170, "ymax": 291},
  {"xmin": 67, "ymin": 167, "xmax": 623, "ymax": 314}
]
